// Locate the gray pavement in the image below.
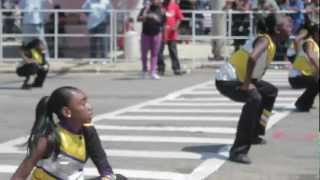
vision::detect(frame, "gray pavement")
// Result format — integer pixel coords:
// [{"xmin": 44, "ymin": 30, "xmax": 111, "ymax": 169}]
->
[{"xmin": 0, "ymin": 67, "xmax": 318, "ymax": 180}]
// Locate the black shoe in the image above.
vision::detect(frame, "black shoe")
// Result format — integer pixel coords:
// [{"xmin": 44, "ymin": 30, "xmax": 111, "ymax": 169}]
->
[
  {"xmin": 21, "ymin": 84, "xmax": 32, "ymax": 90},
  {"xmin": 174, "ymin": 70, "xmax": 186, "ymax": 75},
  {"xmin": 158, "ymin": 71, "xmax": 165, "ymax": 76},
  {"xmin": 32, "ymin": 84, "xmax": 43, "ymax": 88},
  {"xmin": 229, "ymin": 153, "xmax": 251, "ymax": 164},
  {"xmin": 251, "ymin": 137, "xmax": 267, "ymax": 145},
  {"xmin": 294, "ymin": 104, "xmax": 310, "ymax": 112}
]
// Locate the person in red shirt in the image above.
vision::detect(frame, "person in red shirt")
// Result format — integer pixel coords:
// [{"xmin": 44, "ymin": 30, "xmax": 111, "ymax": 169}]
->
[{"xmin": 158, "ymin": 0, "xmax": 186, "ymax": 75}]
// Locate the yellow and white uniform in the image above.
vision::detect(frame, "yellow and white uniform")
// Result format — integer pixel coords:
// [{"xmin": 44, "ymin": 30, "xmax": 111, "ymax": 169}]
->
[
  {"xmin": 290, "ymin": 38, "xmax": 319, "ymax": 77},
  {"xmin": 216, "ymin": 34, "xmax": 276, "ymax": 81},
  {"xmin": 31, "ymin": 125, "xmax": 87, "ymax": 180}
]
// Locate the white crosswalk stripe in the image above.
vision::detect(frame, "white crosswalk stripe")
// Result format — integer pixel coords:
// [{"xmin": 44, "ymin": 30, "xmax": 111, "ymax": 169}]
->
[{"xmin": 0, "ymin": 71, "xmax": 300, "ymax": 180}]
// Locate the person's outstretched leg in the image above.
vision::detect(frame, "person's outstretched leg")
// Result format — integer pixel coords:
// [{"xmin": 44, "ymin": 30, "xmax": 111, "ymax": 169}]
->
[
  {"xmin": 254, "ymin": 80, "xmax": 278, "ymax": 139},
  {"xmin": 141, "ymin": 34, "xmax": 151, "ymax": 78},
  {"xmin": 150, "ymin": 34, "xmax": 162, "ymax": 79},
  {"xmin": 167, "ymin": 41, "xmax": 182, "ymax": 75},
  {"xmin": 32, "ymin": 68, "xmax": 48, "ymax": 87},
  {"xmin": 230, "ymin": 89, "xmax": 262, "ymax": 164},
  {"xmin": 157, "ymin": 41, "xmax": 166, "ymax": 75},
  {"xmin": 295, "ymin": 76, "xmax": 319, "ymax": 111},
  {"xmin": 289, "ymin": 76, "xmax": 319, "ymax": 111}
]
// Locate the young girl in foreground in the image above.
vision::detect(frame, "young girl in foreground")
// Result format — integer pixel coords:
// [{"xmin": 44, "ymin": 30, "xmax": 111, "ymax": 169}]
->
[{"xmin": 11, "ymin": 86, "xmax": 126, "ymax": 180}]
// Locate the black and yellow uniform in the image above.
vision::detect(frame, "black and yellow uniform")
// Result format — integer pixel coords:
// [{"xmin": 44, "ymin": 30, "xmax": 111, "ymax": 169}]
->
[
  {"xmin": 17, "ymin": 47, "xmax": 49, "ymax": 89},
  {"xmin": 215, "ymin": 34, "xmax": 278, "ymax": 157},
  {"xmin": 31, "ymin": 125, "xmax": 87, "ymax": 179},
  {"xmin": 29, "ymin": 48, "xmax": 49, "ymax": 87},
  {"xmin": 289, "ymin": 38, "xmax": 319, "ymax": 111}
]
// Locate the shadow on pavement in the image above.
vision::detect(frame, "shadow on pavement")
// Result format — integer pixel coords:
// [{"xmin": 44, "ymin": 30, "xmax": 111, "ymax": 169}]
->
[{"xmin": 182, "ymin": 144, "xmax": 230, "ymax": 160}]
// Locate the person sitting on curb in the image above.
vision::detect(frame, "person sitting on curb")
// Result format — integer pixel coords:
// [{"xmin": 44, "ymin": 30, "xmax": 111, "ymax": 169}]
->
[{"xmin": 16, "ymin": 38, "xmax": 49, "ymax": 89}]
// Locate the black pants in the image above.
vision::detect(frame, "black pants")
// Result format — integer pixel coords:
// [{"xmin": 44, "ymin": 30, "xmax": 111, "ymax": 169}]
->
[
  {"xmin": 216, "ymin": 80, "xmax": 278, "ymax": 155},
  {"xmin": 289, "ymin": 75, "xmax": 319, "ymax": 111},
  {"xmin": 157, "ymin": 41, "xmax": 181, "ymax": 73},
  {"xmin": 17, "ymin": 63, "xmax": 48, "ymax": 87},
  {"xmin": 89, "ymin": 22, "xmax": 107, "ymax": 58},
  {"xmin": 32, "ymin": 67, "xmax": 48, "ymax": 87}
]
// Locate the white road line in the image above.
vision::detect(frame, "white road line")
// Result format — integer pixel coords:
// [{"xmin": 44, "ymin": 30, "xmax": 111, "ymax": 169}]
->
[
  {"xmin": 149, "ymin": 102, "xmax": 294, "ymax": 108},
  {"xmin": 169, "ymin": 97, "xmax": 296, "ymax": 102},
  {"xmin": 93, "ymin": 81, "xmax": 212, "ymax": 122},
  {"xmin": 107, "ymin": 149, "xmax": 219, "ymax": 160},
  {"xmin": 267, "ymin": 111, "xmax": 290, "ymax": 130},
  {"xmin": 129, "ymin": 108, "xmax": 242, "ymax": 113},
  {"xmin": 187, "ymin": 147, "xmax": 230, "ymax": 180},
  {"xmin": 95, "ymin": 125, "xmax": 236, "ymax": 134},
  {"xmin": 86, "ymin": 168, "xmax": 187, "ymax": 180},
  {"xmin": 181, "ymin": 91, "xmax": 302, "ymax": 95},
  {"xmin": 0, "ymin": 136, "xmax": 28, "ymax": 147},
  {"xmin": 99, "ymin": 135, "xmax": 234, "ymax": 144},
  {"xmin": 101, "ymin": 115, "xmax": 238, "ymax": 122},
  {"xmin": 0, "ymin": 165, "xmax": 187, "ymax": 180},
  {"xmin": 0, "ymin": 147, "xmax": 219, "ymax": 160}
]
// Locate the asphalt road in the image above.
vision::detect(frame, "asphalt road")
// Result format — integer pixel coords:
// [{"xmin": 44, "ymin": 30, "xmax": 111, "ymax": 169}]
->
[{"xmin": 0, "ymin": 69, "xmax": 318, "ymax": 180}]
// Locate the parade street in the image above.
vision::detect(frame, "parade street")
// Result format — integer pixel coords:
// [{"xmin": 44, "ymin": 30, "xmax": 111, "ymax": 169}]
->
[{"xmin": 0, "ymin": 68, "xmax": 318, "ymax": 180}]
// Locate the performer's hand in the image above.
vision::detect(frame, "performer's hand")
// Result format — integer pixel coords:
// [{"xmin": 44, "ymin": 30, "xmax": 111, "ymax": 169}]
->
[{"xmin": 240, "ymin": 83, "xmax": 255, "ymax": 91}]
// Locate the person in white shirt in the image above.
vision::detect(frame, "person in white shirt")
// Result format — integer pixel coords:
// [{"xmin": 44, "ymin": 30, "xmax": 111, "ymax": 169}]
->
[
  {"xmin": 82, "ymin": 0, "xmax": 112, "ymax": 59},
  {"xmin": 19, "ymin": 0, "xmax": 52, "ymax": 59}
]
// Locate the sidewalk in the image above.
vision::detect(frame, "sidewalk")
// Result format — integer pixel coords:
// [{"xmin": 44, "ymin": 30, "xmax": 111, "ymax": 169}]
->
[
  {"xmin": 0, "ymin": 58, "xmax": 224, "ymax": 74},
  {"xmin": 208, "ymin": 97, "xmax": 319, "ymax": 180}
]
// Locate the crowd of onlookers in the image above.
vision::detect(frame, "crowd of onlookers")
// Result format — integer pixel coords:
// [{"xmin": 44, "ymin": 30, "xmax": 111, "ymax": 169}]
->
[
  {"xmin": 0, "ymin": 0, "xmax": 319, "ymax": 86},
  {"xmin": 1, "ymin": 0, "xmax": 318, "ymax": 43},
  {"xmin": 222, "ymin": 0, "xmax": 319, "ymax": 58}
]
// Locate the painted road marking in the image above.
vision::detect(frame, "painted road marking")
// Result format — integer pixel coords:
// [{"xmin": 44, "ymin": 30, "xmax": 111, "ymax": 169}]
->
[{"xmin": 0, "ymin": 72, "xmax": 300, "ymax": 180}]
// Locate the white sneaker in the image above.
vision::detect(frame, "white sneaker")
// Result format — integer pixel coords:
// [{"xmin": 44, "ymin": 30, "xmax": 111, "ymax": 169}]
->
[{"xmin": 150, "ymin": 73, "xmax": 160, "ymax": 80}]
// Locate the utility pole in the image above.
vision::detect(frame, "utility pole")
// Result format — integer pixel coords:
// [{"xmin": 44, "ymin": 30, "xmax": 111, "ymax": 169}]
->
[{"xmin": 211, "ymin": 0, "xmax": 226, "ymax": 60}]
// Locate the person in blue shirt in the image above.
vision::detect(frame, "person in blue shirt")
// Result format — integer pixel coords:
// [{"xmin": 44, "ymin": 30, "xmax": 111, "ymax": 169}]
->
[
  {"xmin": 82, "ymin": 0, "xmax": 112, "ymax": 60},
  {"xmin": 19, "ymin": 0, "xmax": 52, "ymax": 59},
  {"xmin": 285, "ymin": 0, "xmax": 305, "ymax": 34}
]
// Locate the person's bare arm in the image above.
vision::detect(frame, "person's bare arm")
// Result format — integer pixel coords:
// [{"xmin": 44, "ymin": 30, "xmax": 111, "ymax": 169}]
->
[
  {"xmin": 11, "ymin": 137, "xmax": 49, "ymax": 180},
  {"xmin": 294, "ymin": 30, "xmax": 308, "ymax": 52},
  {"xmin": 240, "ymin": 37, "xmax": 269, "ymax": 91},
  {"xmin": 235, "ymin": 0, "xmax": 251, "ymax": 11},
  {"xmin": 19, "ymin": 48, "xmax": 34, "ymax": 64}
]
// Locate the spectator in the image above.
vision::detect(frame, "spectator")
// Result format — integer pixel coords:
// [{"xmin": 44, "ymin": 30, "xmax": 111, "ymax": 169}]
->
[
  {"xmin": 46, "ymin": 4, "xmax": 67, "ymax": 57},
  {"xmin": 137, "ymin": 0, "xmax": 166, "ymax": 80},
  {"xmin": 158, "ymin": 0, "xmax": 186, "ymax": 76},
  {"xmin": 304, "ymin": 0, "xmax": 320, "ymax": 27},
  {"xmin": 11, "ymin": 86, "xmax": 127, "ymax": 180},
  {"xmin": 215, "ymin": 14, "xmax": 292, "ymax": 164},
  {"xmin": 82, "ymin": 0, "xmax": 112, "ymax": 60},
  {"xmin": 19, "ymin": 0, "xmax": 52, "ymax": 59},
  {"xmin": 253, "ymin": 0, "xmax": 279, "ymax": 34},
  {"xmin": 2, "ymin": 0, "xmax": 16, "ymax": 41},
  {"xmin": 281, "ymin": 0, "xmax": 305, "ymax": 34},
  {"xmin": 232, "ymin": 0, "xmax": 252, "ymax": 51},
  {"xmin": 179, "ymin": 0, "xmax": 194, "ymax": 35},
  {"xmin": 16, "ymin": 39, "xmax": 49, "ymax": 89}
]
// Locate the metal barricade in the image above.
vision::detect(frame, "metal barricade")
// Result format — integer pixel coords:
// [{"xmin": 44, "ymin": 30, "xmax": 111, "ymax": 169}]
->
[{"xmin": 0, "ymin": 8, "xmax": 306, "ymax": 65}]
